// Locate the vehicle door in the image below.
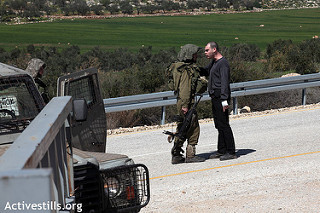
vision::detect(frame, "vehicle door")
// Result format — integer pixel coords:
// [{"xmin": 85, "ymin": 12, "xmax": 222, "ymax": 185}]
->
[{"xmin": 57, "ymin": 68, "xmax": 106, "ymax": 152}]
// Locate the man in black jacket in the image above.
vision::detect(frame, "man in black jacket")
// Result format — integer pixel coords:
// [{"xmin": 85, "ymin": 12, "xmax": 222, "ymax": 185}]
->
[{"xmin": 204, "ymin": 41, "xmax": 237, "ymax": 161}]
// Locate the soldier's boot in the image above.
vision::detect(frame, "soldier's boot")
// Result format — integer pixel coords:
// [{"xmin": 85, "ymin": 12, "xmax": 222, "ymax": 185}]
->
[
  {"xmin": 185, "ymin": 145, "xmax": 205, "ymax": 163},
  {"xmin": 171, "ymin": 144, "xmax": 185, "ymax": 164}
]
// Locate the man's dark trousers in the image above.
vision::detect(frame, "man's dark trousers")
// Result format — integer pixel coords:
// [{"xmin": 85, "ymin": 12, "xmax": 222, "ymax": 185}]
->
[{"xmin": 211, "ymin": 97, "xmax": 235, "ymax": 155}]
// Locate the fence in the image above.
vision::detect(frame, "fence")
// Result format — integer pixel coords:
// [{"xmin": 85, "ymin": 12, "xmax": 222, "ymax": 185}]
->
[
  {"xmin": 104, "ymin": 73, "xmax": 320, "ymax": 125},
  {"xmin": 0, "ymin": 96, "xmax": 73, "ymax": 212}
]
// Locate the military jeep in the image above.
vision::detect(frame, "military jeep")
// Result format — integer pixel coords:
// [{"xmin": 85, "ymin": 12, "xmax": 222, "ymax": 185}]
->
[
  {"xmin": 0, "ymin": 63, "xmax": 150, "ymax": 213},
  {"xmin": 0, "ymin": 63, "xmax": 45, "ymax": 155}
]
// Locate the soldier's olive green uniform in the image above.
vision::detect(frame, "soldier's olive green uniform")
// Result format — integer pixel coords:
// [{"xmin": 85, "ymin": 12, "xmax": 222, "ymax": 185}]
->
[
  {"xmin": 25, "ymin": 58, "xmax": 49, "ymax": 103},
  {"xmin": 172, "ymin": 62, "xmax": 201, "ymax": 147},
  {"xmin": 168, "ymin": 44, "xmax": 207, "ymax": 164}
]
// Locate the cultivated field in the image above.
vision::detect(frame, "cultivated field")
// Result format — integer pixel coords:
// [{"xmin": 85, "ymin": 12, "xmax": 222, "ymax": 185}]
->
[{"xmin": 1, "ymin": 8, "xmax": 320, "ymax": 52}]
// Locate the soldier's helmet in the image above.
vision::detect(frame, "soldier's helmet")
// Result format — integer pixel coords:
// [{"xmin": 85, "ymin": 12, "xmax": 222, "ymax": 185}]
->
[
  {"xmin": 177, "ymin": 44, "xmax": 201, "ymax": 62},
  {"xmin": 25, "ymin": 58, "xmax": 46, "ymax": 78}
]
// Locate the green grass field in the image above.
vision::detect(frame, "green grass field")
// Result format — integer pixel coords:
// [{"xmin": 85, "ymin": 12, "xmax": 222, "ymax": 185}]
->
[{"xmin": 1, "ymin": 8, "xmax": 320, "ymax": 52}]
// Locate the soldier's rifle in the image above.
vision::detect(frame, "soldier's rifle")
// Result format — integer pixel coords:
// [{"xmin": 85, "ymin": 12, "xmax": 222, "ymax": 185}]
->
[{"xmin": 163, "ymin": 94, "xmax": 203, "ymax": 142}]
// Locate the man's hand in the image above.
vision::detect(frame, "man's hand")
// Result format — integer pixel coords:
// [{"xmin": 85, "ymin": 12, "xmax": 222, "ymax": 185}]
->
[
  {"xmin": 181, "ymin": 107, "xmax": 188, "ymax": 114},
  {"xmin": 223, "ymin": 105, "xmax": 229, "ymax": 112},
  {"xmin": 222, "ymin": 100, "xmax": 229, "ymax": 112}
]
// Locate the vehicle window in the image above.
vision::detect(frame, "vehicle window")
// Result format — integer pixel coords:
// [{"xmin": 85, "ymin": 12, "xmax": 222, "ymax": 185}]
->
[
  {"xmin": 0, "ymin": 78, "xmax": 40, "ymax": 134},
  {"xmin": 67, "ymin": 76, "xmax": 96, "ymax": 106}
]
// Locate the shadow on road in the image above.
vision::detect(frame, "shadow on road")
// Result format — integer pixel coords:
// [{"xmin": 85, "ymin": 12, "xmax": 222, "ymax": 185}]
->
[
  {"xmin": 198, "ymin": 149, "xmax": 256, "ymax": 159},
  {"xmin": 236, "ymin": 148, "xmax": 256, "ymax": 156}
]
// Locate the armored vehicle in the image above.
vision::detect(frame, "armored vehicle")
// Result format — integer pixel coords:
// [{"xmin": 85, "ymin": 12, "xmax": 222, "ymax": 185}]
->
[
  {"xmin": 0, "ymin": 63, "xmax": 45, "ymax": 154},
  {"xmin": 0, "ymin": 63, "xmax": 150, "ymax": 212}
]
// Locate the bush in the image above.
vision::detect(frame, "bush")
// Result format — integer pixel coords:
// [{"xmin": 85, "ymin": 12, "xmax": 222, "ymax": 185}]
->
[
  {"xmin": 230, "ymin": 61, "xmax": 267, "ymax": 83},
  {"xmin": 137, "ymin": 62, "xmax": 166, "ymax": 93},
  {"xmin": 299, "ymin": 38, "xmax": 320, "ymax": 63},
  {"xmin": 106, "ymin": 110, "xmax": 140, "ymax": 129},
  {"xmin": 120, "ymin": 0, "xmax": 134, "ymax": 14},
  {"xmin": 0, "ymin": 47, "xmax": 9, "ymax": 62},
  {"xmin": 265, "ymin": 39, "xmax": 293, "ymax": 59},
  {"xmin": 286, "ymin": 45, "xmax": 317, "ymax": 74},
  {"xmin": 267, "ymin": 50, "xmax": 290, "ymax": 72},
  {"xmin": 91, "ymin": 5, "xmax": 104, "ymax": 15},
  {"xmin": 225, "ymin": 43, "xmax": 261, "ymax": 62},
  {"xmin": 265, "ymin": 38, "xmax": 319, "ymax": 74},
  {"xmin": 292, "ymin": 38, "xmax": 320, "ymax": 74}
]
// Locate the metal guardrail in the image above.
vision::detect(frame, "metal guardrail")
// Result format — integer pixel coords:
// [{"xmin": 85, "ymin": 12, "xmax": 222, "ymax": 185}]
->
[
  {"xmin": 0, "ymin": 96, "xmax": 73, "ymax": 212},
  {"xmin": 104, "ymin": 73, "xmax": 320, "ymax": 125}
]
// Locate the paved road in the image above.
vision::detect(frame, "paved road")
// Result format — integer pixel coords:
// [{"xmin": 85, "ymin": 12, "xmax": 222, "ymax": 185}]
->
[{"xmin": 106, "ymin": 106, "xmax": 320, "ymax": 212}]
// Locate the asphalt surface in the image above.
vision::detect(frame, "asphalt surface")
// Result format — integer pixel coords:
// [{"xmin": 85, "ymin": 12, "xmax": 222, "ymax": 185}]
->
[{"xmin": 106, "ymin": 106, "xmax": 320, "ymax": 213}]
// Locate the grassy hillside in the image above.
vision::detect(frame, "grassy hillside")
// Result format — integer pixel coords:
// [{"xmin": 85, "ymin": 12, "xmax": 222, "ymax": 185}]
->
[{"xmin": 1, "ymin": 8, "xmax": 320, "ymax": 52}]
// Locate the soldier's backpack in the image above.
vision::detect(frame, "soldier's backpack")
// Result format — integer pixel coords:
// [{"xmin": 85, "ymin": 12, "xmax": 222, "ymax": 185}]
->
[{"xmin": 166, "ymin": 62, "xmax": 207, "ymax": 95}]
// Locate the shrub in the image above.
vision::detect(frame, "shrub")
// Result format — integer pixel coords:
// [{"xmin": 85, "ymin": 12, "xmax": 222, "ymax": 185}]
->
[
  {"xmin": 265, "ymin": 39, "xmax": 294, "ymax": 59},
  {"xmin": 267, "ymin": 50, "xmax": 290, "ymax": 72},
  {"xmin": 226, "ymin": 43, "xmax": 261, "ymax": 62},
  {"xmin": 91, "ymin": 5, "xmax": 104, "ymax": 15},
  {"xmin": 0, "ymin": 47, "xmax": 9, "ymax": 62},
  {"xmin": 300, "ymin": 38, "xmax": 320, "ymax": 63},
  {"xmin": 286, "ymin": 45, "xmax": 317, "ymax": 74},
  {"xmin": 230, "ymin": 61, "xmax": 267, "ymax": 83}
]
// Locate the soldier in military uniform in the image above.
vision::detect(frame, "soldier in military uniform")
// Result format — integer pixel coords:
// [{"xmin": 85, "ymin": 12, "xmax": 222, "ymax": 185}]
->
[
  {"xmin": 25, "ymin": 58, "xmax": 50, "ymax": 103},
  {"xmin": 167, "ymin": 44, "xmax": 207, "ymax": 164}
]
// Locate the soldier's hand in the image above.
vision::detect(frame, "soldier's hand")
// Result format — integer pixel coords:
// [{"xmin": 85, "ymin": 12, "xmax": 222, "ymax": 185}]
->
[{"xmin": 181, "ymin": 107, "xmax": 188, "ymax": 114}]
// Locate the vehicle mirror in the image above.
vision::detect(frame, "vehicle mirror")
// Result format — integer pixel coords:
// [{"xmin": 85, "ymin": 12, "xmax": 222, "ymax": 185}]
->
[{"xmin": 73, "ymin": 98, "xmax": 88, "ymax": 122}]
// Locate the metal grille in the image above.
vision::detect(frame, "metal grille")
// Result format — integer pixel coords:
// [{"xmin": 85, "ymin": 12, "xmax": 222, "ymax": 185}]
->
[
  {"xmin": 0, "ymin": 77, "xmax": 41, "ymax": 134},
  {"xmin": 101, "ymin": 164, "xmax": 150, "ymax": 212},
  {"xmin": 67, "ymin": 77, "xmax": 96, "ymax": 107},
  {"xmin": 74, "ymin": 162, "xmax": 104, "ymax": 213}
]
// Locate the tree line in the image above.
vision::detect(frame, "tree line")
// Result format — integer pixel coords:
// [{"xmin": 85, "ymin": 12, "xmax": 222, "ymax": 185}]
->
[
  {"xmin": 0, "ymin": 38, "xmax": 319, "ymax": 127},
  {"xmin": 1, "ymin": 0, "xmax": 268, "ymax": 22}
]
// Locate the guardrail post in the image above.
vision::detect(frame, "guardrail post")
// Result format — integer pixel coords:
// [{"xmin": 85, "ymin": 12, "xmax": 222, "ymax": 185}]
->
[
  {"xmin": 232, "ymin": 97, "xmax": 238, "ymax": 115},
  {"xmin": 302, "ymin": 88, "xmax": 307, "ymax": 105},
  {"xmin": 161, "ymin": 106, "xmax": 166, "ymax": 125},
  {"xmin": 161, "ymin": 97, "xmax": 168, "ymax": 125}
]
